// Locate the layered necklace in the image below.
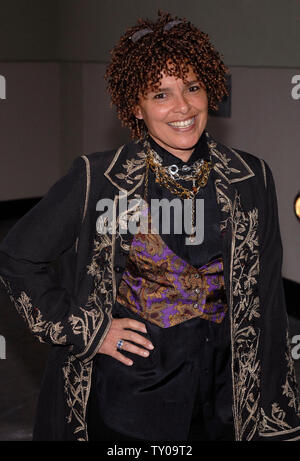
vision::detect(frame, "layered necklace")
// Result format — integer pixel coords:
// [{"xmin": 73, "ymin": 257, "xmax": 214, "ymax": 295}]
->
[{"xmin": 143, "ymin": 140, "xmax": 213, "ymax": 243}]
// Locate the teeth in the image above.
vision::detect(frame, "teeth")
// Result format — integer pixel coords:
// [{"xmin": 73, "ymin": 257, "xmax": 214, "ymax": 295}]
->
[{"xmin": 168, "ymin": 117, "xmax": 195, "ymax": 128}]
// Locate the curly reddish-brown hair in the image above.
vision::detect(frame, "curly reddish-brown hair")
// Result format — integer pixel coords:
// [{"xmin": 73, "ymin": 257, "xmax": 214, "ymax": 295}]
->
[{"xmin": 105, "ymin": 11, "xmax": 229, "ymax": 140}]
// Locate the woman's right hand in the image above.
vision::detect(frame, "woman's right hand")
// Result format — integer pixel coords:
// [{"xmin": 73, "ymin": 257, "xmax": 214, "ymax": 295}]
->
[{"xmin": 97, "ymin": 318, "xmax": 154, "ymax": 366}]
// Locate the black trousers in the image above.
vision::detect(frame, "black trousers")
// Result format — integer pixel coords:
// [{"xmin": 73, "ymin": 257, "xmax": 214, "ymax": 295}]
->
[
  {"xmin": 87, "ymin": 387, "xmax": 235, "ymax": 442},
  {"xmin": 87, "ymin": 303, "xmax": 235, "ymax": 442}
]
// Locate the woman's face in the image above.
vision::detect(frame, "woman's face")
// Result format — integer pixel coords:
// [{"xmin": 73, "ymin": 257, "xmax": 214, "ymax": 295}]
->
[{"xmin": 134, "ymin": 67, "xmax": 208, "ymax": 161}]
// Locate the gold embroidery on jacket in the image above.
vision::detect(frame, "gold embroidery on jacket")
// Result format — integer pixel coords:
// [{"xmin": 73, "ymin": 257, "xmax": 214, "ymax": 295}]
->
[
  {"xmin": 213, "ymin": 159, "xmax": 261, "ymax": 441},
  {"xmin": 104, "ymin": 146, "xmax": 146, "ymax": 195},
  {"xmin": 258, "ymin": 330, "xmax": 300, "ymax": 437},
  {"xmin": 114, "ymin": 152, "xmax": 146, "ymax": 185},
  {"xmin": 259, "ymin": 404, "xmax": 292, "ymax": 433},
  {"xmin": 62, "ymin": 230, "xmax": 113, "ymax": 440},
  {"xmin": 0, "ymin": 276, "xmax": 66, "ymax": 345},
  {"xmin": 68, "ymin": 307, "xmax": 104, "ymax": 350},
  {"xmin": 208, "ymin": 136, "xmax": 254, "ymax": 184},
  {"xmin": 62, "ymin": 355, "xmax": 92, "ymax": 441}
]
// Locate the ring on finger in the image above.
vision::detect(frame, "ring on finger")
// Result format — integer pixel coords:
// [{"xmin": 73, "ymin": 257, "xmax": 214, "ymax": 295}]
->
[{"xmin": 117, "ymin": 339, "xmax": 124, "ymax": 351}]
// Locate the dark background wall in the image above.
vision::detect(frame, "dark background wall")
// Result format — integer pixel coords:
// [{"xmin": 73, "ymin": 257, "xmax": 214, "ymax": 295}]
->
[
  {"xmin": 56, "ymin": 0, "xmax": 300, "ymax": 66},
  {"xmin": 1, "ymin": 0, "xmax": 299, "ymax": 66},
  {"xmin": 0, "ymin": 0, "xmax": 59, "ymax": 60}
]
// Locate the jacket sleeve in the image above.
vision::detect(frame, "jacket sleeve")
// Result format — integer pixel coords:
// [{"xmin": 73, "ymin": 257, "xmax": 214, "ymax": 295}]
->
[
  {"xmin": 258, "ymin": 160, "xmax": 300, "ymax": 440},
  {"xmin": 0, "ymin": 156, "xmax": 111, "ymax": 363}
]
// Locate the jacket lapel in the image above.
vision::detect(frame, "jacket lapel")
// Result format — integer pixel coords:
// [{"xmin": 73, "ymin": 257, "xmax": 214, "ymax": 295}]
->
[{"xmin": 104, "ymin": 142, "xmax": 147, "ymax": 197}]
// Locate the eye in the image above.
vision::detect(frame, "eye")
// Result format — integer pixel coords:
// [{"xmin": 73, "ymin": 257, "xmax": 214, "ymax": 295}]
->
[
  {"xmin": 188, "ymin": 85, "xmax": 201, "ymax": 92},
  {"xmin": 154, "ymin": 93, "xmax": 166, "ymax": 100}
]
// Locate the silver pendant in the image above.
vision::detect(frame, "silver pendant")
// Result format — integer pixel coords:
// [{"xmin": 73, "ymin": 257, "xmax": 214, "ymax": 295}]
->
[{"xmin": 168, "ymin": 164, "xmax": 179, "ymax": 176}]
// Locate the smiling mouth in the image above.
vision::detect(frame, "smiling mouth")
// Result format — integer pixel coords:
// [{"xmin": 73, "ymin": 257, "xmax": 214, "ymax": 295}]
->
[{"xmin": 167, "ymin": 117, "xmax": 195, "ymax": 129}]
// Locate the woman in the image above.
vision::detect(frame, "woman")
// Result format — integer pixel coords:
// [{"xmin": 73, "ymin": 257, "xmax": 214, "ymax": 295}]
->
[{"xmin": 0, "ymin": 11, "xmax": 300, "ymax": 442}]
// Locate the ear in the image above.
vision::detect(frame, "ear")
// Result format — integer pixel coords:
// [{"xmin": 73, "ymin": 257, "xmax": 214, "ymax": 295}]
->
[{"xmin": 133, "ymin": 104, "xmax": 143, "ymax": 120}]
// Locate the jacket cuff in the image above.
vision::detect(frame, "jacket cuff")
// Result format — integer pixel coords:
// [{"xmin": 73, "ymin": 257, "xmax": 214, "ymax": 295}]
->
[
  {"xmin": 258, "ymin": 425, "xmax": 300, "ymax": 441},
  {"xmin": 73, "ymin": 310, "xmax": 112, "ymax": 363}
]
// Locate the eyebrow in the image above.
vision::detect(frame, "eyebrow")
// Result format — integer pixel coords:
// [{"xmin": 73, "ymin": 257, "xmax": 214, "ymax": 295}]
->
[{"xmin": 154, "ymin": 80, "xmax": 200, "ymax": 92}]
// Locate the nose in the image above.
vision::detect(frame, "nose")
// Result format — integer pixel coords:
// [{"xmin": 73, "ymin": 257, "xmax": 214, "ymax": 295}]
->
[{"xmin": 173, "ymin": 92, "xmax": 190, "ymax": 114}]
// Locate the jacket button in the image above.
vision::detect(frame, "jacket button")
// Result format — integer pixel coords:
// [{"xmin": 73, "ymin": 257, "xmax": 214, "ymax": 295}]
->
[{"xmin": 114, "ymin": 265, "xmax": 124, "ymax": 273}]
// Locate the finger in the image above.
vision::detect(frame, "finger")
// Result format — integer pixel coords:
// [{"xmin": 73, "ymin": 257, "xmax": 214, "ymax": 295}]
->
[
  {"xmin": 119, "ymin": 318, "xmax": 147, "ymax": 333},
  {"xmin": 120, "ymin": 340, "xmax": 150, "ymax": 357},
  {"xmin": 113, "ymin": 350, "xmax": 133, "ymax": 366},
  {"xmin": 122, "ymin": 330, "xmax": 154, "ymax": 350}
]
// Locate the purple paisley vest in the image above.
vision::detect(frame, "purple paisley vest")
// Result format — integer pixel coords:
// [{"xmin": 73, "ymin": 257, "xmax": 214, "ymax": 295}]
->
[{"xmin": 116, "ymin": 227, "xmax": 228, "ymax": 327}]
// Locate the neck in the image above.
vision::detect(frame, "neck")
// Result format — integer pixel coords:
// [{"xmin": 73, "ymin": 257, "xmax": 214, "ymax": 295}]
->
[
  {"xmin": 171, "ymin": 149, "xmax": 194, "ymax": 162},
  {"xmin": 148, "ymin": 137, "xmax": 197, "ymax": 162}
]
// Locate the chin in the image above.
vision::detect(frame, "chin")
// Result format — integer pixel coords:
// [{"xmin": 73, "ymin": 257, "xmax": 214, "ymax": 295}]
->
[{"xmin": 174, "ymin": 137, "xmax": 200, "ymax": 149}]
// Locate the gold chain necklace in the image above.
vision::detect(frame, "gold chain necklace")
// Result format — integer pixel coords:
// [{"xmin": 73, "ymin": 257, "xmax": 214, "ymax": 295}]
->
[{"xmin": 143, "ymin": 141, "xmax": 213, "ymax": 243}]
